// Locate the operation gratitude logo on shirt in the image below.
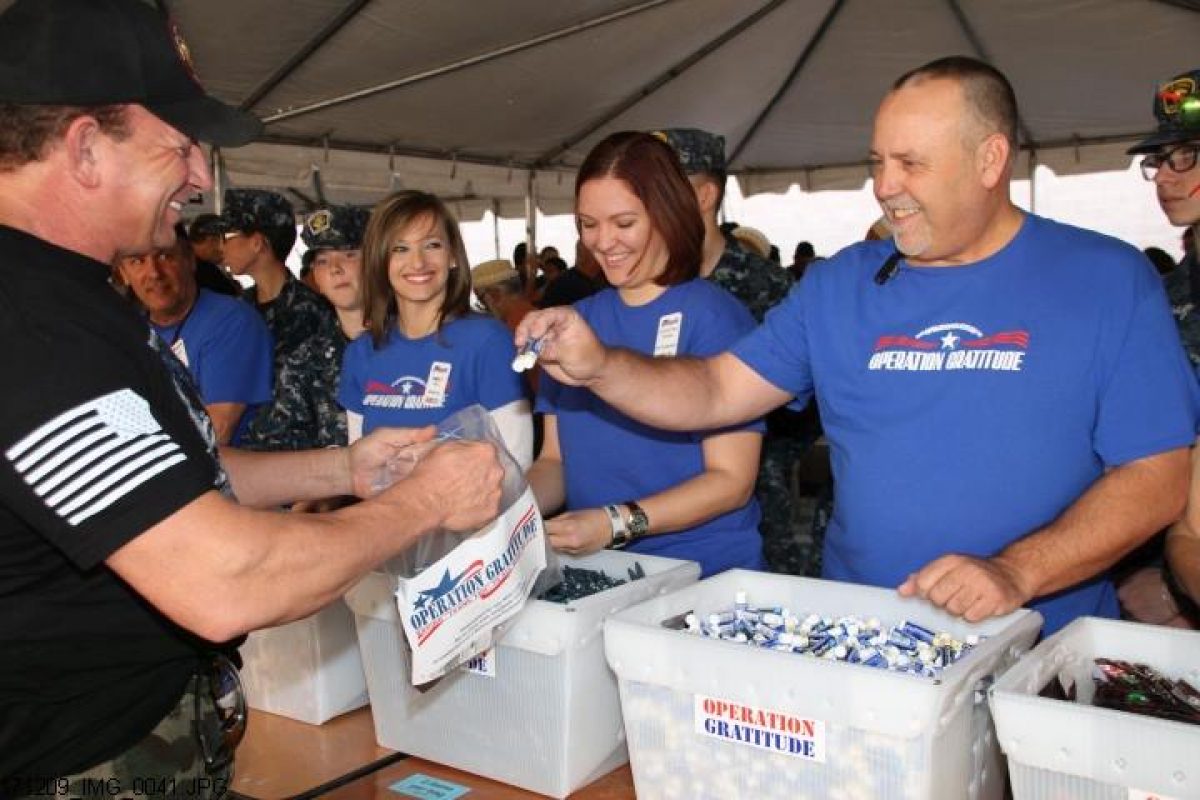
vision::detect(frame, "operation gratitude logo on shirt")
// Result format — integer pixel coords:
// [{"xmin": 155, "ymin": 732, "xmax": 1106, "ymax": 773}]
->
[
  {"xmin": 868, "ymin": 322, "xmax": 1030, "ymax": 372},
  {"xmin": 362, "ymin": 361, "xmax": 452, "ymax": 410}
]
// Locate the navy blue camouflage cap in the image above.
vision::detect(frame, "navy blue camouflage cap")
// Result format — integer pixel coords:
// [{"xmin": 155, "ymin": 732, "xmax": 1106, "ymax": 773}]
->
[
  {"xmin": 651, "ymin": 128, "xmax": 727, "ymax": 174},
  {"xmin": 301, "ymin": 205, "xmax": 370, "ymax": 251},
  {"xmin": 1128, "ymin": 69, "xmax": 1200, "ymax": 154},
  {"xmin": 187, "ymin": 213, "xmax": 226, "ymax": 240},
  {"xmin": 221, "ymin": 188, "xmax": 295, "ymax": 233}
]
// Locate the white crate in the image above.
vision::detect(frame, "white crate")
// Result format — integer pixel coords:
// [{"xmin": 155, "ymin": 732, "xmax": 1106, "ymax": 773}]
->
[
  {"xmin": 345, "ymin": 549, "xmax": 700, "ymax": 798},
  {"xmin": 239, "ymin": 601, "xmax": 368, "ymax": 725},
  {"xmin": 990, "ymin": 616, "xmax": 1200, "ymax": 800},
  {"xmin": 603, "ymin": 569, "xmax": 1042, "ymax": 800}
]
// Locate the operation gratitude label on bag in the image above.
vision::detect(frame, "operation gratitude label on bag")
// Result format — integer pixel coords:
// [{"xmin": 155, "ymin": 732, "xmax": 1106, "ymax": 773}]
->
[{"xmin": 396, "ymin": 486, "xmax": 546, "ymax": 684}]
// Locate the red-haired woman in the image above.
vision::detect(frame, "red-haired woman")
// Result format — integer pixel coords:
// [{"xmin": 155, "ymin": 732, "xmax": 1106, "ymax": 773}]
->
[{"xmin": 527, "ymin": 132, "xmax": 765, "ymax": 576}]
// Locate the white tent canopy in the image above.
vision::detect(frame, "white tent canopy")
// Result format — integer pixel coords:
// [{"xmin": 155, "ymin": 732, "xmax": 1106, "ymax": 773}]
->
[{"xmin": 19, "ymin": 0, "xmax": 1199, "ymax": 218}]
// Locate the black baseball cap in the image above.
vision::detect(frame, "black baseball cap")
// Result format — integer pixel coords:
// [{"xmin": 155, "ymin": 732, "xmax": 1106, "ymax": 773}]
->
[{"xmin": 0, "ymin": 0, "xmax": 261, "ymax": 147}]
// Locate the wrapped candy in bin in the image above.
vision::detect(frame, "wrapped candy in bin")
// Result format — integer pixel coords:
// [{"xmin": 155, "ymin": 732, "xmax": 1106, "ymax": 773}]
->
[
  {"xmin": 603, "ymin": 569, "xmax": 1042, "ymax": 800},
  {"xmin": 990, "ymin": 616, "xmax": 1200, "ymax": 800}
]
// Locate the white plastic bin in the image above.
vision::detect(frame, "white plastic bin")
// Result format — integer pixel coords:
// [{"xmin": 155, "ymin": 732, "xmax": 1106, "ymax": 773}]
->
[
  {"xmin": 604, "ymin": 569, "xmax": 1042, "ymax": 800},
  {"xmin": 238, "ymin": 601, "xmax": 368, "ymax": 725},
  {"xmin": 345, "ymin": 549, "xmax": 700, "ymax": 798},
  {"xmin": 990, "ymin": 616, "xmax": 1200, "ymax": 800}
]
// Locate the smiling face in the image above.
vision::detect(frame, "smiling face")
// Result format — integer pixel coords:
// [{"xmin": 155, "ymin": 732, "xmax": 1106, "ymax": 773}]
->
[
  {"xmin": 576, "ymin": 176, "xmax": 669, "ymax": 294},
  {"xmin": 386, "ymin": 214, "xmax": 452, "ymax": 309},
  {"xmin": 869, "ymin": 78, "xmax": 997, "ymax": 266},
  {"xmin": 104, "ymin": 105, "xmax": 212, "ymax": 258},
  {"xmin": 310, "ymin": 248, "xmax": 363, "ymax": 313}
]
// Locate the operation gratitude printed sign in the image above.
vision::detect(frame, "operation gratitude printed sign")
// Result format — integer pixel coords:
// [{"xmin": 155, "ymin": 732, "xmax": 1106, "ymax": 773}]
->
[
  {"xmin": 396, "ymin": 487, "xmax": 546, "ymax": 684},
  {"xmin": 694, "ymin": 694, "xmax": 826, "ymax": 762}
]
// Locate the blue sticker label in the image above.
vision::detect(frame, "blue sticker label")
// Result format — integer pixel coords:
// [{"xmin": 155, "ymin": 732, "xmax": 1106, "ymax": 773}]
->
[{"xmin": 389, "ymin": 774, "xmax": 470, "ymax": 800}]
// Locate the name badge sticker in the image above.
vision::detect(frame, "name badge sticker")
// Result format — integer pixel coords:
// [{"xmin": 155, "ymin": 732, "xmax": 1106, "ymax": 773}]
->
[
  {"xmin": 694, "ymin": 694, "xmax": 825, "ymax": 762},
  {"xmin": 423, "ymin": 361, "xmax": 452, "ymax": 408},
  {"xmin": 654, "ymin": 312, "xmax": 682, "ymax": 357}
]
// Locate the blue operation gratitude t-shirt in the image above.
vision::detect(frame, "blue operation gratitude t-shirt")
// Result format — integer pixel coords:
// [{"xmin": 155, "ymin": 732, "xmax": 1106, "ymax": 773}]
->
[
  {"xmin": 150, "ymin": 287, "xmax": 273, "ymax": 444},
  {"xmin": 731, "ymin": 213, "xmax": 1200, "ymax": 634},
  {"xmin": 539, "ymin": 279, "xmax": 766, "ymax": 577},
  {"xmin": 338, "ymin": 313, "xmax": 525, "ymax": 434}
]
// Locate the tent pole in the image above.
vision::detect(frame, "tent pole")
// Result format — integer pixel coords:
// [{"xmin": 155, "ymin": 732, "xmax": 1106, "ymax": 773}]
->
[
  {"xmin": 1028, "ymin": 150, "xmax": 1037, "ymax": 215},
  {"xmin": 263, "ymin": 0, "xmax": 673, "ymax": 125},
  {"xmin": 525, "ymin": 171, "xmax": 537, "ymax": 257},
  {"xmin": 492, "ymin": 200, "xmax": 501, "ymax": 259},
  {"xmin": 211, "ymin": 148, "xmax": 224, "ymax": 214}
]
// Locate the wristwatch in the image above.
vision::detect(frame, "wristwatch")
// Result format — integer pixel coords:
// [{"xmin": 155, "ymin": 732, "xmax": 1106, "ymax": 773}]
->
[
  {"xmin": 624, "ymin": 500, "xmax": 650, "ymax": 540},
  {"xmin": 603, "ymin": 504, "xmax": 631, "ymax": 549}
]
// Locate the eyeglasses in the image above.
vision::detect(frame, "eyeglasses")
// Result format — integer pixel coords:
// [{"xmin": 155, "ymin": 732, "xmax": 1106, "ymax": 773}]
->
[
  {"xmin": 193, "ymin": 653, "xmax": 247, "ymax": 773},
  {"xmin": 1140, "ymin": 144, "xmax": 1200, "ymax": 180},
  {"xmin": 221, "ymin": 231, "xmax": 244, "ymax": 242}
]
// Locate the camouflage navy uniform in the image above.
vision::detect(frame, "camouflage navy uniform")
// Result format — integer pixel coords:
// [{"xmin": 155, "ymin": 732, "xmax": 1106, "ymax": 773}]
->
[
  {"xmin": 243, "ymin": 205, "xmax": 369, "ymax": 451},
  {"xmin": 245, "ymin": 321, "xmax": 350, "ymax": 450},
  {"xmin": 221, "ymin": 190, "xmax": 339, "ymax": 451},
  {"xmin": 710, "ymin": 234, "xmax": 824, "ymax": 576},
  {"xmin": 254, "ymin": 274, "xmax": 337, "ymax": 376},
  {"xmin": 33, "ymin": 668, "xmax": 235, "ymax": 800},
  {"xmin": 1165, "ymin": 253, "xmax": 1200, "ymax": 366},
  {"xmin": 657, "ymin": 128, "xmax": 822, "ymax": 577}
]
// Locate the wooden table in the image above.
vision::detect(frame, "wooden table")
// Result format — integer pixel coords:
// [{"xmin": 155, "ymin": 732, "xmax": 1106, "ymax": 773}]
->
[{"xmin": 231, "ymin": 708, "xmax": 636, "ymax": 800}]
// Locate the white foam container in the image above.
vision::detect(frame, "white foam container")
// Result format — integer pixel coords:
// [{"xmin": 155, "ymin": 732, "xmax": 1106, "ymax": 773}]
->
[
  {"xmin": 238, "ymin": 601, "xmax": 369, "ymax": 725},
  {"xmin": 345, "ymin": 549, "xmax": 700, "ymax": 798},
  {"xmin": 990, "ymin": 616, "xmax": 1200, "ymax": 800},
  {"xmin": 604, "ymin": 569, "xmax": 1042, "ymax": 800}
]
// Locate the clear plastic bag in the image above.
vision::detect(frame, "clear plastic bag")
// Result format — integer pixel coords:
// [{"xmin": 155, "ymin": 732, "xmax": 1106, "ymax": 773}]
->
[
  {"xmin": 376, "ymin": 404, "xmax": 561, "ymax": 590},
  {"xmin": 373, "ymin": 404, "xmax": 561, "ymax": 684}
]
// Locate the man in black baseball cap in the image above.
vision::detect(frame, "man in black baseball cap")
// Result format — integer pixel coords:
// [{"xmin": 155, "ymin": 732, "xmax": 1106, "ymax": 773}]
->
[{"xmin": 0, "ymin": 0, "xmax": 503, "ymax": 792}]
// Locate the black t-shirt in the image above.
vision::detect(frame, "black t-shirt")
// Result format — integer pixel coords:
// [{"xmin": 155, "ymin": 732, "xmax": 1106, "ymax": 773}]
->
[{"xmin": 0, "ymin": 227, "xmax": 226, "ymax": 778}]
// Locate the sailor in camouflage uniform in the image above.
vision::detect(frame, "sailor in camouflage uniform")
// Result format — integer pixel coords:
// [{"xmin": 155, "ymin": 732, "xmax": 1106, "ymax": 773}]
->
[
  {"xmin": 655, "ymin": 128, "xmax": 822, "ymax": 576},
  {"xmin": 1128, "ymin": 69, "xmax": 1200, "ymax": 369},
  {"xmin": 220, "ymin": 188, "xmax": 337, "ymax": 376},
  {"xmin": 243, "ymin": 205, "xmax": 369, "ymax": 452}
]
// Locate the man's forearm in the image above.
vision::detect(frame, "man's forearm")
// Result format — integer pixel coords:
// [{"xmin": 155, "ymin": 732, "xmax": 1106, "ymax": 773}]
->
[
  {"xmin": 997, "ymin": 448, "xmax": 1190, "ymax": 598},
  {"xmin": 588, "ymin": 349, "xmax": 713, "ymax": 430},
  {"xmin": 220, "ymin": 498, "xmax": 435, "ymax": 631},
  {"xmin": 220, "ymin": 445, "xmax": 351, "ymax": 508},
  {"xmin": 108, "ymin": 489, "xmax": 439, "ymax": 642},
  {"xmin": 589, "ymin": 350, "xmax": 787, "ymax": 432}
]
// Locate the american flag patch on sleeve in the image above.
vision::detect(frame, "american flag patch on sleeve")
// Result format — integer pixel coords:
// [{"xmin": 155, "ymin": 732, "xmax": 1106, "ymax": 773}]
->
[{"xmin": 5, "ymin": 389, "xmax": 186, "ymax": 526}]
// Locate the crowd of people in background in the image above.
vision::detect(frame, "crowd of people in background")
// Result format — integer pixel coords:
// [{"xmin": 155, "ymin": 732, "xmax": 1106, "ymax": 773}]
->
[
  {"xmin": 3, "ymin": 0, "xmax": 1200, "ymax": 786},
  {"xmin": 107, "ymin": 66, "xmax": 1200, "ymax": 633}
]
